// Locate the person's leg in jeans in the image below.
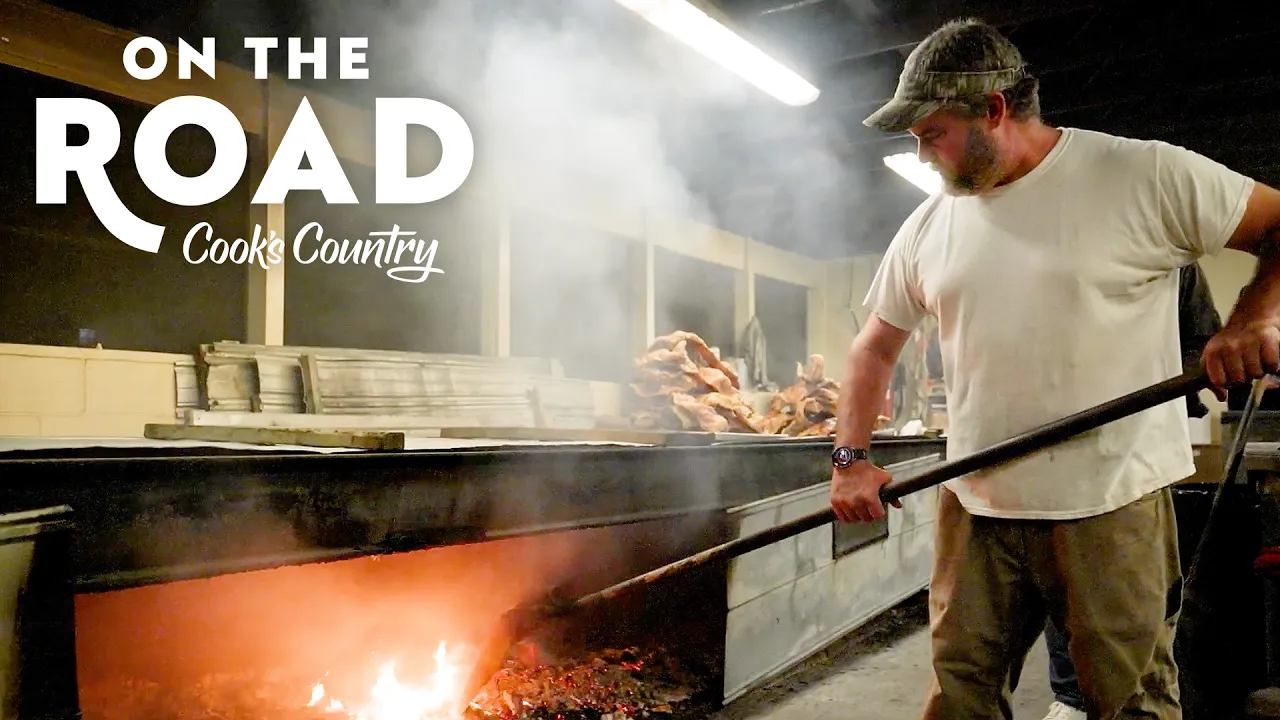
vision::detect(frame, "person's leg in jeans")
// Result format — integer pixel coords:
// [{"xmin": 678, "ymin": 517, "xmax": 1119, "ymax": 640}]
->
[{"xmin": 1043, "ymin": 618, "xmax": 1086, "ymax": 711}]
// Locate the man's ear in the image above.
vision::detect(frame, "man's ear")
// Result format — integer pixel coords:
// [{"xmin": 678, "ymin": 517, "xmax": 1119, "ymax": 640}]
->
[{"xmin": 986, "ymin": 92, "xmax": 1009, "ymax": 126}]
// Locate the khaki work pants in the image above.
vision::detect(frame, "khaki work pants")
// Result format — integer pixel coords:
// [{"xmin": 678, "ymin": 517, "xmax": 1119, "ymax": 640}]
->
[{"xmin": 921, "ymin": 486, "xmax": 1183, "ymax": 720}]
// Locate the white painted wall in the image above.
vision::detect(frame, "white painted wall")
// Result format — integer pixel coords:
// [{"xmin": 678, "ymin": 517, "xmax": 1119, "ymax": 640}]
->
[
  {"xmin": 0, "ymin": 344, "xmax": 186, "ymax": 437},
  {"xmin": 811, "ymin": 255, "xmax": 882, "ymax": 377}
]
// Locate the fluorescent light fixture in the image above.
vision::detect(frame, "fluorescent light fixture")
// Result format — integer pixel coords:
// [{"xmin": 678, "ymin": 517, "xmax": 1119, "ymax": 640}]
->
[
  {"xmin": 883, "ymin": 152, "xmax": 943, "ymax": 195},
  {"xmin": 614, "ymin": 0, "xmax": 820, "ymax": 106}
]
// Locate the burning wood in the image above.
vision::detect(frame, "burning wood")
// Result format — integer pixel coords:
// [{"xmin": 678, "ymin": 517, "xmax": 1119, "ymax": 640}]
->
[
  {"xmin": 80, "ymin": 672, "xmax": 337, "ymax": 720},
  {"xmin": 466, "ymin": 647, "xmax": 701, "ymax": 720},
  {"xmin": 629, "ymin": 333, "xmax": 889, "ymax": 437},
  {"xmin": 80, "ymin": 642, "xmax": 467, "ymax": 720},
  {"xmin": 80, "ymin": 643, "xmax": 701, "ymax": 720}
]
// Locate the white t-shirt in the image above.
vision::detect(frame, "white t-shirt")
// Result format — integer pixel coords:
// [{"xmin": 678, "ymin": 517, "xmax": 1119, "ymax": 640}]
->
[{"xmin": 865, "ymin": 127, "xmax": 1254, "ymax": 520}]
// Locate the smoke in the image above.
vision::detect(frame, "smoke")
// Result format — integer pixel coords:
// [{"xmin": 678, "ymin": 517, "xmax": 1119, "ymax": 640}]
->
[
  {"xmin": 344, "ymin": 0, "xmax": 755, "ymax": 218},
  {"xmin": 191, "ymin": 0, "xmax": 852, "ymax": 369},
  {"xmin": 278, "ymin": 0, "xmax": 811, "ymax": 555},
  {"xmin": 145, "ymin": 0, "xmax": 839, "ymax": 601}
]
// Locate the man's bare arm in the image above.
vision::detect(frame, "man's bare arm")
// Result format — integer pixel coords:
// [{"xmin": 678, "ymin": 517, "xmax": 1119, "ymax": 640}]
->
[
  {"xmin": 1205, "ymin": 182, "xmax": 1280, "ymax": 387},
  {"xmin": 1223, "ymin": 183, "xmax": 1280, "ymax": 321},
  {"xmin": 830, "ymin": 313, "xmax": 914, "ymax": 523},
  {"xmin": 836, "ymin": 313, "xmax": 913, "ymax": 449}
]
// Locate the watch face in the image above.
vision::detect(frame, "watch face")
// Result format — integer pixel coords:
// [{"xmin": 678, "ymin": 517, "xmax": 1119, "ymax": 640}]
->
[
  {"xmin": 832, "ymin": 446, "xmax": 867, "ymax": 468},
  {"xmin": 832, "ymin": 446, "xmax": 853, "ymax": 467}
]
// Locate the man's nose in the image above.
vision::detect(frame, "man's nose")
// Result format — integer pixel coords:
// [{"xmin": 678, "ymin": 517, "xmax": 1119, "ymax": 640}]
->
[{"xmin": 916, "ymin": 139, "xmax": 932, "ymax": 165}]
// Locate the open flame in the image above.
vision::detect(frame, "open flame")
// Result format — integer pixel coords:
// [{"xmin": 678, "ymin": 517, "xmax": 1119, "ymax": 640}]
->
[{"xmin": 307, "ymin": 641, "xmax": 470, "ymax": 720}]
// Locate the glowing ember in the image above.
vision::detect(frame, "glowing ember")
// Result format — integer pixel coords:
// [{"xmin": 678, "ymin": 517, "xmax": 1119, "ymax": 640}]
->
[
  {"xmin": 307, "ymin": 642, "xmax": 469, "ymax": 720},
  {"xmin": 468, "ymin": 647, "xmax": 701, "ymax": 719}
]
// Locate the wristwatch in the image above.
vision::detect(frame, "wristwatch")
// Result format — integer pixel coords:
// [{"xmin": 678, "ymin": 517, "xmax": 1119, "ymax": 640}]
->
[{"xmin": 832, "ymin": 445, "xmax": 869, "ymax": 469}]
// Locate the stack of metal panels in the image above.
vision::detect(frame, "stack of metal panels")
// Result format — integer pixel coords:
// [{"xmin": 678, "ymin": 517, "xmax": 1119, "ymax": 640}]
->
[{"xmin": 187, "ymin": 342, "xmax": 596, "ymax": 429}]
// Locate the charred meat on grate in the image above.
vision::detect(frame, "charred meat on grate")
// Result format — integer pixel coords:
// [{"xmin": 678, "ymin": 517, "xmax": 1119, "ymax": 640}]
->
[{"xmin": 629, "ymin": 331, "xmax": 889, "ymax": 436}]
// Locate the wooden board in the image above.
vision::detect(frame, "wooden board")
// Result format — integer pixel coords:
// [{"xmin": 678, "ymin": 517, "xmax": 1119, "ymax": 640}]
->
[
  {"xmin": 144, "ymin": 424, "xmax": 406, "ymax": 450},
  {"xmin": 437, "ymin": 426, "xmax": 716, "ymax": 446},
  {"xmin": 299, "ymin": 354, "xmax": 325, "ymax": 414},
  {"xmin": 184, "ymin": 411, "xmax": 462, "ymax": 432}
]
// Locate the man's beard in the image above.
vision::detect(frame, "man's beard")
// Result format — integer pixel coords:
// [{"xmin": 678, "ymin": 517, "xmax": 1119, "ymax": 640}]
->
[{"xmin": 941, "ymin": 126, "xmax": 1002, "ymax": 195}]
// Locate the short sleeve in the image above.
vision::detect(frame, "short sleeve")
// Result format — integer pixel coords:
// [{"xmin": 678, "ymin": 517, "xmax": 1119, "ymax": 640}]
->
[
  {"xmin": 863, "ymin": 215, "xmax": 928, "ymax": 333},
  {"xmin": 1155, "ymin": 141, "xmax": 1255, "ymax": 259}
]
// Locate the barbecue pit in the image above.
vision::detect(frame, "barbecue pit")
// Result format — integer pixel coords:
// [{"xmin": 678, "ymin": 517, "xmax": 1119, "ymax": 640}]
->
[
  {"xmin": 74, "ymin": 519, "xmax": 731, "ymax": 720},
  {"xmin": 0, "ymin": 437, "xmax": 945, "ymax": 719}
]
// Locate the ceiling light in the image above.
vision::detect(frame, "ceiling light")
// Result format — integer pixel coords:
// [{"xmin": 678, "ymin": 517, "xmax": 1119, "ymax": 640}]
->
[
  {"xmin": 883, "ymin": 153, "xmax": 942, "ymax": 195},
  {"xmin": 614, "ymin": 0, "xmax": 821, "ymax": 106}
]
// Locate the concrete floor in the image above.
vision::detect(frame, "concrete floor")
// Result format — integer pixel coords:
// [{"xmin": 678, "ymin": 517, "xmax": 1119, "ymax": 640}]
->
[{"xmin": 710, "ymin": 591, "xmax": 1057, "ymax": 720}]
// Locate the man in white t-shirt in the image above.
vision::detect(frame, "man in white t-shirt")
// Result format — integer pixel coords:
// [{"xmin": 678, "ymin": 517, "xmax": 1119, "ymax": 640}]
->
[{"xmin": 829, "ymin": 17, "xmax": 1280, "ymax": 720}]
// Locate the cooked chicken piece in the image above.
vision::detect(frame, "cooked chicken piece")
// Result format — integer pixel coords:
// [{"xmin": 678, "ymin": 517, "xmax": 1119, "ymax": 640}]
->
[
  {"xmin": 700, "ymin": 392, "xmax": 766, "ymax": 433},
  {"xmin": 784, "ymin": 382, "xmax": 809, "ymax": 403},
  {"xmin": 631, "ymin": 330, "xmax": 838, "ymax": 434},
  {"xmin": 752, "ymin": 353, "xmax": 848, "ymax": 437},
  {"xmin": 696, "ymin": 366, "xmax": 735, "ymax": 394},
  {"xmin": 759, "ymin": 414, "xmax": 792, "ymax": 434},
  {"xmin": 637, "ymin": 340, "xmax": 700, "ymax": 373},
  {"xmin": 648, "ymin": 331, "xmax": 741, "ymax": 389},
  {"xmin": 631, "ymin": 367, "xmax": 699, "ymax": 398},
  {"xmin": 670, "ymin": 392, "xmax": 730, "ymax": 432},
  {"xmin": 799, "ymin": 397, "xmax": 822, "ymax": 416},
  {"xmin": 801, "ymin": 354, "xmax": 825, "ymax": 384},
  {"xmin": 798, "ymin": 417, "xmax": 838, "ymax": 437}
]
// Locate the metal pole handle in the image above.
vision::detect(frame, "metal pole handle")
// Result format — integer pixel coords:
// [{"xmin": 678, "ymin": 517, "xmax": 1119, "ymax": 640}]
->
[
  {"xmin": 880, "ymin": 365, "xmax": 1211, "ymax": 503},
  {"xmin": 567, "ymin": 366, "xmax": 1214, "ymax": 612}
]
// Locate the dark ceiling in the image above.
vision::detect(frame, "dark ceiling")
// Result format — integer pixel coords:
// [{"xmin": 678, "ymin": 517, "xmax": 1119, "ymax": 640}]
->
[
  {"xmin": 25, "ymin": 0, "xmax": 1280, "ymax": 260},
  {"xmin": 705, "ymin": 0, "xmax": 1280, "ymax": 257}
]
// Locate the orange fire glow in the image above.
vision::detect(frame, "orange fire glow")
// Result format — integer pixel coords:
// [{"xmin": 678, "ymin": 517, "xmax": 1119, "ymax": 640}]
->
[
  {"xmin": 307, "ymin": 641, "xmax": 473, "ymax": 720},
  {"xmin": 74, "ymin": 521, "xmax": 708, "ymax": 720}
]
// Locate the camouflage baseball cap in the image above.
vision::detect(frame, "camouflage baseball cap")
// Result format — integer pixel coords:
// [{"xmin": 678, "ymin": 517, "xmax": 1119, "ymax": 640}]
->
[{"xmin": 863, "ymin": 19, "xmax": 1029, "ymax": 133}]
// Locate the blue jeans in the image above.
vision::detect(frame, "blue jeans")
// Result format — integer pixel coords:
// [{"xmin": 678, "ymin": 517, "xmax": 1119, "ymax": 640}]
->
[{"xmin": 1045, "ymin": 619, "xmax": 1085, "ymax": 710}]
